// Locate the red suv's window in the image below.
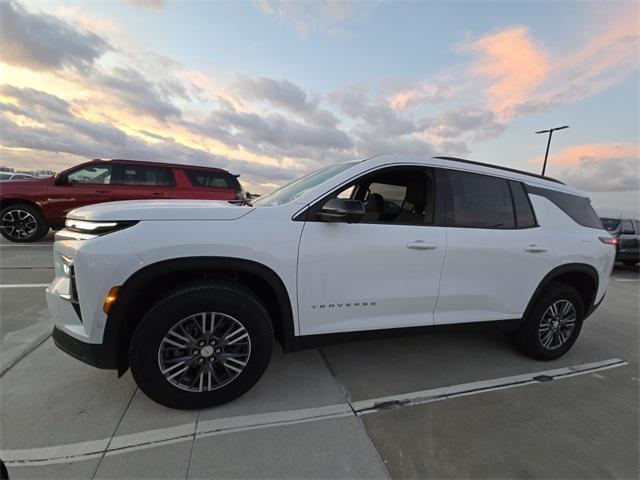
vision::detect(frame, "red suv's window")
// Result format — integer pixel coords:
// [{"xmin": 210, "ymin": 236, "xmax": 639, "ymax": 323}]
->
[
  {"xmin": 118, "ymin": 165, "xmax": 176, "ymax": 187},
  {"xmin": 184, "ymin": 169, "xmax": 239, "ymax": 190}
]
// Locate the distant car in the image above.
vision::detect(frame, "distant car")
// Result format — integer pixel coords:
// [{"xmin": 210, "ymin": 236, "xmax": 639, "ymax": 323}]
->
[
  {"xmin": 0, "ymin": 159, "xmax": 245, "ymax": 242},
  {"xmin": 600, "ymin": 218, "xmax": 640, "ymax": 266},
  {"xmin": 0, "ymin": 172, "xmax": 35, "ymax": 181}
]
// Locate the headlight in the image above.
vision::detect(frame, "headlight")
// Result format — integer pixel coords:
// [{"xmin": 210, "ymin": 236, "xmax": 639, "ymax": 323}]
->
[
  {"xmin": 64, "ymin": 219, "xmax": 138, "ymax": 236},
  {"xmin": 59, "ymin": 254, "xmax": 73, "ymax": 277}
]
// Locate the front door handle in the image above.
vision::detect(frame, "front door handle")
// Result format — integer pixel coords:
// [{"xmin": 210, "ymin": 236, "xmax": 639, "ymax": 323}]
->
[
  {"xmin": 407, "ymin": 241, "xmax": 438, "ymax": 250},
  {"xmin": 96, "ymin": 189, "xmax": 111, "ymax": 194},
  {"xmin": 524, "ymin": 244, "xmax": 547, "ymax": 253},
  {"xmin": 152, "ymin": 191, "xmax": 166, "ymax": 196}
]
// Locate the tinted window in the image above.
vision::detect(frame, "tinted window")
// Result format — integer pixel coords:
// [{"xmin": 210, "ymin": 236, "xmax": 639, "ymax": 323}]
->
[
  {"xmin": 509, "ymin": 181, "xmax": 537, "ymax": 228},
  {"xmin": 527, "ymin": 186, "xmax": 603, "ymax": 229},
  {"xmin": 635, "ymin": 221, "xmax": 640, "ymax": 233},
  {"xmin": 447, "ymin": 170, "xmax": 515, "ymax": 228},
  {"xmin": 601, "ymin": 218, "xmax": 621, "ymax": 232},
  {"xmin": 67, "ymin": 165, "xmax": 112, "ymax": 184},
  {"xmin": 185, "ymin": 169, "xmax": 238, "ymax": 189},
  {"xmin": 119, "ymin": 165, "xmax": 175, "ymax": 187},
  {"xmin": 620, "ymin": 220, "xmax": 635, "ymax": 234}
]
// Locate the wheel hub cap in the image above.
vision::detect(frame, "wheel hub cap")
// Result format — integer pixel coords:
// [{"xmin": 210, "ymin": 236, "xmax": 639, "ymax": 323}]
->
[{"xmin": 200, "ymin": 345, "xmax": 214, "ymax": 358}]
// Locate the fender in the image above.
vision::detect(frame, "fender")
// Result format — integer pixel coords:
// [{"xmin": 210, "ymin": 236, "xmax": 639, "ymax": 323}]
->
[
  {"xmin": 105, "ymin": 257, "xmax": 296, "ymax": 375},
  {"xmin": 522, "ymin": 263, "xmax": 599, "ymax": 322}
]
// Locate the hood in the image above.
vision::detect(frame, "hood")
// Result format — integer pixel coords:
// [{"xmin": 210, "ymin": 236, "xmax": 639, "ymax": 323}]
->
[
  {"xmin": 68, "ymin": 199, "xmax": 254, "ymax": 221},
  {"xmin": 0, "ymin": 176, "xmax": 51, "ymax": 188}
]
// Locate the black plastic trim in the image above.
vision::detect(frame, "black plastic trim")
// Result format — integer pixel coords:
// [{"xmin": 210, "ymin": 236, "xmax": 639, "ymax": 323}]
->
[
  {"xmin": 523, "ymin": 263, "xmax": 600, "ymax": 321},
  {"xmin": 52, "ymin": 327, "xmax": 118, "ymax": 369},
  {"xmin": 105, "ymin": 257, "xmax": 295, "ymax": 374}
]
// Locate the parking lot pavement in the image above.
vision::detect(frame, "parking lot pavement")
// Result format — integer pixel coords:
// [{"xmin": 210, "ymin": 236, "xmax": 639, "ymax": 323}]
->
[{"xmin": 0, "ymin": 236, "xmax": 637, "ymax": 479}]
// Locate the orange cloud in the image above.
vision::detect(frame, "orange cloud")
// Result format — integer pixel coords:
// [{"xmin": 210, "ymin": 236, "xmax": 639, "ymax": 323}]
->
[
  {"xmin": 530, "ymin": 143, "xmax": 639, "ymax": 167},
  {"xmin": 464, "ymin": 26, "xmax": 549, "ymax": 116}
]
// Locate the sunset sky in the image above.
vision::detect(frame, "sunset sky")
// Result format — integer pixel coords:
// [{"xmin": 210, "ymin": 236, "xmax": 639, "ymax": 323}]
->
[{"xmin": 1, "ymin": 0, "xmax": 638, "ymax": 214}]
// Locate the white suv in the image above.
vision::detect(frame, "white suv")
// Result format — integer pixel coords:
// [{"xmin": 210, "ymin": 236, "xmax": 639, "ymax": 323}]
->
[{"xmin": 47, "ymin": 155, "xmax": 615, "ymax": 409}]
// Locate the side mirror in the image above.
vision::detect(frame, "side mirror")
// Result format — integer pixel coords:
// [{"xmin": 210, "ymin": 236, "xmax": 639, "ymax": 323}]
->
[
  {"xmin": 54, "ymin": 173, "xmax": 67, "ymax": 186},
  {"xmin": 317, "ymin": 198, "xmax": 365, "ymax": 224}
]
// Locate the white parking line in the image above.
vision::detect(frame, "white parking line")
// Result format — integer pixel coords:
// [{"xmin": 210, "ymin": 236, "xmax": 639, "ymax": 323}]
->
[
  {"xmin": 0, "ymin": 357, "xmax": 627, "ymax": 467},
  {"xmin": 613, "ymin": 277, "xmax": 640, "ymax": 282},
  {"xmin": 0, "ymin": 284, "xmax": 50, "ymax": 288}
]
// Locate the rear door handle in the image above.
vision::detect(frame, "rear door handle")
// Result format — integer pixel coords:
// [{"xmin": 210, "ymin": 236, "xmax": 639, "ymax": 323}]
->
[
  {"xmin": 524, "ymin": 244, "xmax": 547, "ymax": 253},
  {"xmin": 407, "ymin": 241, "xmax": 438, "ymax": 250}
]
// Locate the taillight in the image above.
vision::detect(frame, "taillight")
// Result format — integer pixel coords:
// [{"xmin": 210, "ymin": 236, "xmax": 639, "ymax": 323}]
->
[{"xmin": 599, "ymin": 236, "xmax": 618, "ymax": 246}]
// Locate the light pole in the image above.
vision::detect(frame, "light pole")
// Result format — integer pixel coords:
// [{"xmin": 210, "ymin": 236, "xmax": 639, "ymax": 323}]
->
[{"xmin": 535, "ymin": 125, "xmax": 569, "ymax": 176}]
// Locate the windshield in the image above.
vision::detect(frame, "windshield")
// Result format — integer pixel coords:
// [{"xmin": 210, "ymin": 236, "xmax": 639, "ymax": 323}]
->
[
  {"xmin": 252, "ymin": 161, "xmax": 360, "ymax": 207},
  {"xmin": 600, "ymin": 218, "xmax": 621, "ymax": 232}
]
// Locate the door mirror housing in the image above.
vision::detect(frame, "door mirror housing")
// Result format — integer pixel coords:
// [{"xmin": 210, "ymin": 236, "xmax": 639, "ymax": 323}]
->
[
  {"xmin": 317, "ymin": 198, "xmax": 365, "ymax": 223},
  {"xmin": 54, "ymin": 173, "xmax": 67, "ymax": 186}
]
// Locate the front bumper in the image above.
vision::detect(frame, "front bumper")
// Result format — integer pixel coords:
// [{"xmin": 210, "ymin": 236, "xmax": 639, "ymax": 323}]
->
[{"xmin": 52, "ymin": 326, "xmax": 117, "ymax": 369}]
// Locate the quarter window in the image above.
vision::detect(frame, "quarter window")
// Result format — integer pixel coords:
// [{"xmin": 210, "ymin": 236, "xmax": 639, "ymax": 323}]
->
[
  {"xmin": 620, "ymin": 220, "xmax": 635, "ymax": 234},
  {"xmin": 527, "ymin": 186, "xmax": 603, "ymax": 229},
  {"xmin": 447, "ymin": 170, "xmax": 515, "ymax": 229},
  {"xmin": 509, "ymin": 181, "xmax": 537, "ymax": 228},
  {"xmin": 185, "ymin": 169, "xmax": 238, "ymax": 189}
]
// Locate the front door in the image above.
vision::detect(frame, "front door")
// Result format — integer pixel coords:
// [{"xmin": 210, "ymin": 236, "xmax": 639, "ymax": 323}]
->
[
  {"xmin": 297, "ymin": 166, "xmax": 446, "ymax": 335},
  {"xmin": 47, "ymin": 164, "xmax": 114, "ymax": 224}
]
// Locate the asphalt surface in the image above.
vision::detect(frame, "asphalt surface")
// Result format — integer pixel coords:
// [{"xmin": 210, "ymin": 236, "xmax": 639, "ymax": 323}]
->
[{"xmin": 0, "ymin": 231, "xmax": 638, "ymax": 479}]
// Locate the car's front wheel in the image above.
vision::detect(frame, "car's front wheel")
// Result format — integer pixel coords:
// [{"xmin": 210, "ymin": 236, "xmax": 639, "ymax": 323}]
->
[
  {"xmin": 510, "ymin": 282, "xmax": 584, "ymax": 360},
  {"xmin": 129, "ymin": 282, "xmax": 273, "ymax": 409},
  {"xmin": 0, "ymin": 203, "xmax": 49, "ymax": 242}
]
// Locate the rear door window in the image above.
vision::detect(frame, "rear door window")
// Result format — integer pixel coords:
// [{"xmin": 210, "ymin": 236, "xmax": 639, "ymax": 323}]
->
[
  {"xmin": 118, "ymin": 165, "xmax": 176, "ymax": 187},
  {"xmin": 446, "ymin": 170, "xmax": 515, "ymax": 229}
]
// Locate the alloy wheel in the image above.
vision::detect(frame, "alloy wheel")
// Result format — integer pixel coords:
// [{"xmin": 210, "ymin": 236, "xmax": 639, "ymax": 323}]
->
[
  {"xmin": 157, "ymin": 312, "xmax": 251, "ymax": 392},
  {"xmin": 1, "ymin": 209, "xmax": 37, "ymax": 240},
  {"xmin": 538, "ymin": 299, "xmax": 576, "ymax": 350}
]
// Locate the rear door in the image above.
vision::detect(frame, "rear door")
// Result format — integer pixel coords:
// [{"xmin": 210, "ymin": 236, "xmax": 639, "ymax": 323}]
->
[
  {"xmin": 113, "ymin": 164, "xmax": 176, "ymax": 201},
  {"xmin": 435, "ymin": 170, "xmax": 553, "ymax": 324}
]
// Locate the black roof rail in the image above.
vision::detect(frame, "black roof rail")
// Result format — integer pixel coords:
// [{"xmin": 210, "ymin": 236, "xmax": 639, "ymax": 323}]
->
[{"xmin": 433, "ymin": 156, "xmax": 565, "ymax": 185}]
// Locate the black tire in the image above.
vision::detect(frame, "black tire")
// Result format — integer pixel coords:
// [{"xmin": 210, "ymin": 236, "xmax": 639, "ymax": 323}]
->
[
  {"xmin": 0, "ymin": 203, "xmax": 49, "ymax": 243},
  {"xmin": 510, "ymin": 282, "xmax": 584, "ymax": 360},
  {"xmin": 129, "ymin": 282, "xmax": 273, "ymax": 409},
  {"xmin": 622, "ymin": 260, "xmax": 638, "ymax": 266}
]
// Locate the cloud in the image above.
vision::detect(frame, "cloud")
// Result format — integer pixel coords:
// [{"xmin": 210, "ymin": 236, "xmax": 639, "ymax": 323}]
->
[
  {"xmin": 92, "ymin": 67, "xmax": 182, "ymax": 120},
  {"xmin": 0, "ymin": 85, "xmax": 298, "ymax": 189},
  {"xmin": 389, "ymin": 84, "xmax": 452, "ymax": 110},
  {"xmin": 125, "ymin": 0, "xmax": 166, "ymax": 10},
  {"xmin": 255, "ymin": 0, "xmax": 362, "ymax": 37},
  {"xmin": 0, "ymin": 1, "xmax": 110, "ymax": 71},
  {"xmin": 195, "ymin": 102, "xmax": 353, "ymax": 161},
  {"xmin": 330, "ymin": 84, "xmax": 416, "ymax": 136},
  {"xmin": 537, "ymin": 144, "xmax": 640, "ymax": 192},
  {"xmin": 235, "ymin": 76, "xmax": 339, "ymax": 127},
  {"xmin": 461, "ymin": 26, "xmax": 549, "ymax": 116},
  {"xmin": 426, "ymin": 108, "xmax": 505, "ymax": 141}
]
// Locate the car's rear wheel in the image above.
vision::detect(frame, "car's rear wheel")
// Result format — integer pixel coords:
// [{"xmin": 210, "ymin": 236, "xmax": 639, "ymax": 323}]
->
[
  {"xmin": 0, "ymin": 203, "xmax": 49, "ymax": 243},
  {"xmin": 510, "ymin": 282, "xmax": 584, "ymax": 360},
  {"xmin": 129, "ymin": 282, "xmax": 273, "ymax": 409}
]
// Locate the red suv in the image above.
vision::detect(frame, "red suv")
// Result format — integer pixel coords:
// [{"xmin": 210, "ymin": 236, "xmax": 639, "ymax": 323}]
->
[{"xmin": 0, "ymin": 159, "xmax": 245, "ymax": 242}]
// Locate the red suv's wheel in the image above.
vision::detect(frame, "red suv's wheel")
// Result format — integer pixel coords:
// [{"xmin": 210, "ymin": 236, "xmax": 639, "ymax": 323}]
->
[{"xmin": 0, "ymin": 203, "xmax": 49, "ymax": 243}]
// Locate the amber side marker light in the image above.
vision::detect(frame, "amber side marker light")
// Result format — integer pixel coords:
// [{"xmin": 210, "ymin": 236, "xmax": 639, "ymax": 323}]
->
[{"xmin": 103, "ymin": 286, "xmax": 120, "ymax": 314}]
